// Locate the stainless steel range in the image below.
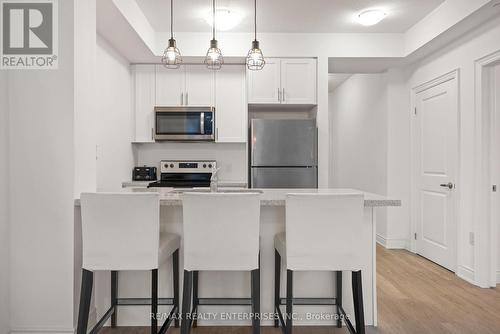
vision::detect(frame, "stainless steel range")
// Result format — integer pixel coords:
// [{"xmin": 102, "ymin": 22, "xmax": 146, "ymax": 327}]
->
[{"xmin": 148, "ymin": 160, "xmax": 217, "ymax": 188}]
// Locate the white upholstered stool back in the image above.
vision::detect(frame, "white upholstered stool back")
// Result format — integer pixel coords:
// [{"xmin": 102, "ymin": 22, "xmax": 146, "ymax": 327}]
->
[
  {"xmin": 80, "ymin": 192, "xmax": 160, "ymax": 271},
  {"xmin": 182, "ymin": 192, "xmax": 261, "ymax": 271},
  {"xmin": 285, "ymin": 193, "xmax": 364, "ymax": 271}
]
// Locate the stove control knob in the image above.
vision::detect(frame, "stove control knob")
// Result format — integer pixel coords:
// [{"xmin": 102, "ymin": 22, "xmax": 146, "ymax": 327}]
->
[
  {"xmin": 164, "ymin": 164, "xmax": 169, "ymax": 168},
  {"xmin": 170, "ymin": 164, "xmax": 174, "ymax": 168},
  {"xmin": 208, "ymin": 164, "xmax": 213, "ymax": 169},
  {"xmin": 203, "ymin": 164, "xmax": 207, "ymax": 168}
]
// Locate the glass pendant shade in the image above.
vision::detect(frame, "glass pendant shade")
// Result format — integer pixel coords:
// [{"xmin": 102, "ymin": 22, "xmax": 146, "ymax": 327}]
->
[
  {"xmin": 246, "ymin": 40, "xmax": 265, "ymax": 70},
  {"xmin": 205, "ymin": 39, "xmax": 224, "ymax": 70},
  {"xmin": 162, "ymin": 38, "xmax": 182, "ymax": 69}
]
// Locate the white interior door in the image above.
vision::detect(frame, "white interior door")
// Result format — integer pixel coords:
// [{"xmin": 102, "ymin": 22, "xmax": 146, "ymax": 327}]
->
[
  {"xmin": 415, "ymin": 75, "xmax": 458, "ymax": 272},
  {"xmin": 247, "ymin": 58, "xmax": 281, "ymax": 104}
]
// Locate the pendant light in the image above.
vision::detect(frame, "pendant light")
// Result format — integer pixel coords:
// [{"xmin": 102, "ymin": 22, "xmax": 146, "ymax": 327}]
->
[
  {"xmin": 204, "ymin": 0, "xmax": 224, "ymax": 70},
  {"xmin": 161, "ymin": 0, "xmax": 182, "ymax": 69},
  {"xmin": 246, "ymin": 0, "xmax": 265, "ymax": 70}
]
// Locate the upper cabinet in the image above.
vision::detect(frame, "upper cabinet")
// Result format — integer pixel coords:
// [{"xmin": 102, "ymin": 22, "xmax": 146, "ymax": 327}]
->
[
  {"xmin": 133, "ymin": 64, "xmax": 155, "ymax": 143},
  {"xmin": 247, "ymin": 59, "xmax": 281, "ymax": 104},
  {"xmin": 156, "ymin": 65, "xmax": 214, "ymax": 106},
  {"xmin": 185, "ymin": 65, "xmax": 215, "ymax": 106},
  {"xmin": 247, "ymin": 58, "xmax": 317, "ymax": 105},
  {"xmin": 215, "ymin": 65, "xmax": 247, "ymax": 143},
  {"xmin": 133, "ymin": 64, "xmax": 246, "ymax": 143}
]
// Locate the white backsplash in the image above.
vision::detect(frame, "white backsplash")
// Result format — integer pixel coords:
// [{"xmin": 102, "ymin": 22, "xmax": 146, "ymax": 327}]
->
[{"xmin": 134, "ymin": 142, "xmax": 248, "ymax": 183}]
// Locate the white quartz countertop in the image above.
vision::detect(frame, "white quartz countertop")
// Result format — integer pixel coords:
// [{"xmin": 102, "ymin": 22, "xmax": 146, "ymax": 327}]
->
[{"xmin": 76, "ymin": 188, "xmax": 400, "ymax": 207}]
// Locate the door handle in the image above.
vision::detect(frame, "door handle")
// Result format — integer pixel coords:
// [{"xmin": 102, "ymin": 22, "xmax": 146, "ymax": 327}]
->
[
  {"xmin": 181, "ymin": 92, "xmax": 184, "ymax": 105},
  {"xmin": 440, "ymin": 182, "xmax": 454, "ymax": 189},
  {"xmin": 278, "ymin": 88, "xmax": 281, "ymax": 102}
]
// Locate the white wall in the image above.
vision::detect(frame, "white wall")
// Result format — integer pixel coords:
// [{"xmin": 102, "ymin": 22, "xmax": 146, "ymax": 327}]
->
[
  {"xmin": 136, "ymin": 143, "xmax": 247, "ymax": 183},
  {"xmin": 7, "ymin": 0, "xmax": 75, "ymax": 332},
  {"xmin": 74, "ymin": 0, "xmax": 97, "ymax": 197},
  {"xmin": 0, "ymin": 72, "xmax": 10, "ymax": 334},
  {"xmin": 496, "ymin": 63, "xmax": 500, "ymax": 282},
  {"xmin": 96, "ymin": 36, "xmax": 135, "ymax": 191},
  {"xmin": 405, "ymin": 16, "xmax": 500, "ymax": 282},
  {"xmin": 329, "ymin": 73, "xmax": 388, "ymax": 238}
]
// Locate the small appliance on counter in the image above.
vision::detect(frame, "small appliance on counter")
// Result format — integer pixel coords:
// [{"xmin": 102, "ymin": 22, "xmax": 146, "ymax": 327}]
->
[
  {"xmin": 148, "ymin": 160, "xmax": 217, "ymax": 188},
  {"xmin": 132, "ymin": 166, "xmax": 157, "ymax": 181}
]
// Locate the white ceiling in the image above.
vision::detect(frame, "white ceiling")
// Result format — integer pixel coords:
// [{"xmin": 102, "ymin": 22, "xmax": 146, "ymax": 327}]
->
[{"xmin": 136, "ymin": 0, "xmax": 445, "ymax": 34}]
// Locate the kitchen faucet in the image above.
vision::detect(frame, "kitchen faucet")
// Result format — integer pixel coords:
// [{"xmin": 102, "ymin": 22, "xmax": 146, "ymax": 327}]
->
[{"xmin": 210, "ymin": 167, "xmax": 221, "ymax": 192}]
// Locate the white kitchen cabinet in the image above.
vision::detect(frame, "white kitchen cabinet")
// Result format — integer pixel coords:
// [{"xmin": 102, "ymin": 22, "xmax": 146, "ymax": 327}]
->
[
  {"xmin": 247, "ymin": 58, "xmax": 281, "ymax": 104},
  {"xmin": 215, "ymin": 65, "xmax": 247, "ymax": 143},
  {"xmin": 155, "ymin": 65, "xmax": 184, "ymax": 106},
  {"xmin": 281, "ymin": 58, "xmax": 317, "ymax": 104},
  {"xmin": 156, "ymin": 65, "xmax": 214, "ymax": 106},
  {"xmin": 247, "ymin": 58, "xmax": 317, "ymax": 105},
  {"xmin": 185, "ymin": 65, "xmax": 215, "ymax": 106},
  {"xmin": 133, "ymin": 64, "xmax": 155, "ymax": 143}
]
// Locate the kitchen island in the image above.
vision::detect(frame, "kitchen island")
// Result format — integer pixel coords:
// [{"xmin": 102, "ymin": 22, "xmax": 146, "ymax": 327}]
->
[{"xmin": 74, "ymin": 188, "xmax": 400, "ymax": 328}]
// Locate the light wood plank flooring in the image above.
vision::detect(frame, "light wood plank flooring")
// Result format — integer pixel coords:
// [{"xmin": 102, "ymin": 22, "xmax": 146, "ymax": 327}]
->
[{"xmin": 102, "ymin": 245, "xmax": 500, "ymax": 334}]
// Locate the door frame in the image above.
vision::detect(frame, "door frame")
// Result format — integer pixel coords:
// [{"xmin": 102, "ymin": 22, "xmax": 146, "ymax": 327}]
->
[
  {"xmin": 410, "ymin": 69, "xmax": 461, "ymax": 273},
  {"xmin": 473, "ymin": 50, "xmax": 500, "ymax": 288}
]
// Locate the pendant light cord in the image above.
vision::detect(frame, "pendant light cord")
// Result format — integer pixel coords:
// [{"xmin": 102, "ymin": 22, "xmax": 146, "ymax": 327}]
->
[
  {"xmin": 170, "ymin": 0, "xmax": 174, "ymax": 39},
  {"xmin": 254, "ymin": 0, "xmax": 257, "ymax": 41},
  {"xmin": 212, "ymin": 0, "xmax": 216, "ymax": 40}
]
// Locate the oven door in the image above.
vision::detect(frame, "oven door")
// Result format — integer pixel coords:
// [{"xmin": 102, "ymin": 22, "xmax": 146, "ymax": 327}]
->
[{"xmin": 155, "ymin": 107, "xmax": 215, "ymax": 141}]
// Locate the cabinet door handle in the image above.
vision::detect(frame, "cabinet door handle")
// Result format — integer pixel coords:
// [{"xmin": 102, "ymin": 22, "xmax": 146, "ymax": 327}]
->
[
  {"xmin": 282, "ymin": 88, "xmax": 285, "ymax": 103},
  {"xmin": 151, "ymin": 127, "xmax": 154, "ymax": 141},
  {"xmin": 186, "ymin": 92, "xmax": 189, "ymax": 105},
  {"xmin": 278, "ymin": 88, "xmax": 281, "ymax": 102},
  {"xmin": 181, "ymin": 92, "xmax": 184, "ymax": 105}
]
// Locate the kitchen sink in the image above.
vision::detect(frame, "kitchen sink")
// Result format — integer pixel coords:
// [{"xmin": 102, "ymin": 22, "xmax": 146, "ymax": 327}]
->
[{"xmin": 170, "ymin": 188, "xmax": 263, "ymax": 194}]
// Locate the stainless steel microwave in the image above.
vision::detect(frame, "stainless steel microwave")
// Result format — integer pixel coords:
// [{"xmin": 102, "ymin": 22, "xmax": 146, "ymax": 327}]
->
[{"xmin": 154, "ymin": 106, "xmax": 215, "ymax": 141}]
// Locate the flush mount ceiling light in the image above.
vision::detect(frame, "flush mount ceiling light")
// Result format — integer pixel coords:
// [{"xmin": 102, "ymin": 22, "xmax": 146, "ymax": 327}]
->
[
  {"xmin": 161, "ymin": 0, "xmax": 182, "ymax": 69},
  {"xmin": 204, "ymin": 0, "xmax": 224, "ymax": 70},
  {"xmin": 246, "ymin": 0, "xmax": 265, "ymax": 71},
  {"xmin": 204, "ymin": 8, "xmax": 242, "ymax": 31},
  {"xmin": 357, "ymin": 9, "xmax": 387, "ymax": 26}
]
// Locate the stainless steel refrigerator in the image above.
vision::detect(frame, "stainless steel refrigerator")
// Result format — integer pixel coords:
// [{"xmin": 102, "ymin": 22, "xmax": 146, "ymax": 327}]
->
[{"xmin": 250, "ymin": 119, "xmax": 318, "ymax": 188}]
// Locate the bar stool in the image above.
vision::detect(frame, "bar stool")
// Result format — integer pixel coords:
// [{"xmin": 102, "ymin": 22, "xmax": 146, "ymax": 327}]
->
[
  {"xmin": 274, "ymin": 193, "xmax": 366, "ymax": 334},
  {"xmin": 181, "ymin": 192, "xmax": 261, "ymax": 334},
  {"xmin": 77, "ymin": 193, "xmax": 181, "ymax": 334}
]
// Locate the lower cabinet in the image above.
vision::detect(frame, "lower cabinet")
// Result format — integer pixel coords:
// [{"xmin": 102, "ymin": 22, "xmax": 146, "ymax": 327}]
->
[{"xmin": 215, "ymin": 65, "xmax": 247, "ymax": 143}]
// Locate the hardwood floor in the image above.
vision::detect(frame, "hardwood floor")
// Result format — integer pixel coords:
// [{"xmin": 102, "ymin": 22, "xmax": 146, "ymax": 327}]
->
[{"xmin": 101, "ymin": 246, "xmax": 500, "ymax": 334}]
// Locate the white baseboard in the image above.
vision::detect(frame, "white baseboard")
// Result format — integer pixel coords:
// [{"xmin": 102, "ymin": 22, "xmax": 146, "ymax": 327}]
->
[
  {"xmin": 457, "ymin": 265, "xmax": 476, "ymax": 285},
  {"xmin": 9, "ymin": 328, "xmax": 74, "ymax": 334},
  {"xmin": 376, "ymin": 234, "xmax": 409, "ymax": 250}
]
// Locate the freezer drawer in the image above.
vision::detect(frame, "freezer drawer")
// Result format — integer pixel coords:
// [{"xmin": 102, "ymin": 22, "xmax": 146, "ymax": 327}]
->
[
  {"xmin": 251, "ymin": 167, "xmax": 318, "ymax": 188},
  {"xmin": 251, "ymin": 119, "xmax": 317, "ymax": 166}
]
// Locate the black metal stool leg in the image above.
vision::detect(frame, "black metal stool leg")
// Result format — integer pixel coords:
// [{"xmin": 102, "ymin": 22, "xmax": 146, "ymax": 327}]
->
[
  {"xmin": 152, "ymin": 269, "xmax": 158, "ymax": 334},
  {"xmin": 181, "ymin": 270, "xmax": 193, "ymax": 334},
  {"xmin": 77, "ymin": 269, "xmax": 93, "ymax": 334},
  {"xmin": 111, "ymin": 271, "xmax": 118, "ymax": 328},
  {"xmin": 285, "ymin": 269, "xmax": 293, "ymax": 334},
  {"xmin": 172, "ymin": 249, "xmax": 180, "ymax": 328},
  {"xmin": 352, "ymin": 271, "xmax": 365, "ymax": 334},
  {"xmin": 274, "ymin": 250, "xmax": 281, "ymax": 328},
  {"xmin": 336, "ymin": 270, "xmax": 343, "ymax": 328},
  {"xmin": 251, "ymin": 267, "xmax": 261, "ymax": 334},
  {"xmin": 192, "ymin": 271, "xmax": 199, "ymax": 328}
]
